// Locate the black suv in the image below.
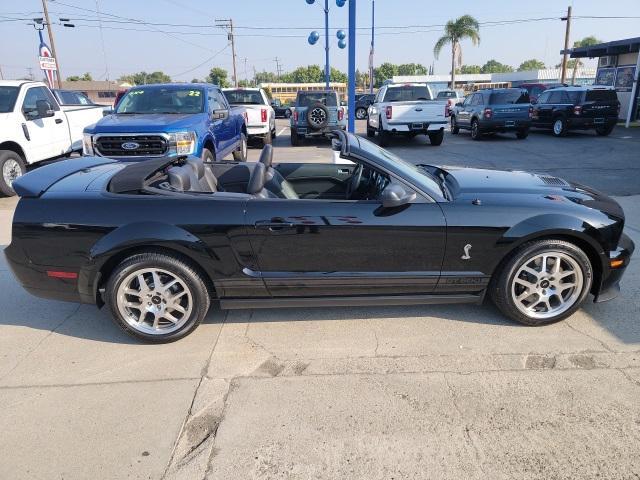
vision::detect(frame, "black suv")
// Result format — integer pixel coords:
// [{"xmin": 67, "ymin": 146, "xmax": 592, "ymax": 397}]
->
[
  {"xmin": 531, "ymin": 86, "xmax": 620, "ymax": 137},
  {"xmin": 354, "ymin": 93, "xmax": 375, "ymax": 120}
]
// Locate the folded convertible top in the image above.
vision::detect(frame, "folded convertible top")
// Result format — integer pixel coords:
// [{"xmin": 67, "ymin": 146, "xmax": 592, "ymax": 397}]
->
[{"xmin": 108, "ymin": 157, "xmax": 179, "ymax": 193}]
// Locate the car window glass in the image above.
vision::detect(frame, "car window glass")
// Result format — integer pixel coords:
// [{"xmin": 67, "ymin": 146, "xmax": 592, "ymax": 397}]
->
[
  {"xmin": 383, "ymin": 85, "xmax": 432, "ymax": 102},
  {"xmin": 548, "ymin": 91, "xmax": 565, "ymax": 103},
  {"xmin": 537, "ymin": 91, "xmax": 550, "ymax": 104},
  {"xmin": 0, "ymin": 86, "xmax": 19, "ymax": 112},
  {"xmin": 585, "ymin": 89, "xmax": 617, "ymax": 102},
  {"xmin": 566, "ymin": 91, "xmax": 583, "ymax": 104},
  {"xmin": 22, "ymin": 86, "xmax": 59, "ymax": 117},
  {"xmin": 297, "ymin": 92, "xmax": 338, "ymax": 107},
  {"xmin": 489, "ymin": 90, "xmax": 529, "ymax": 104},
  {"xmin": 223, "ymin": 89, "xmax": 266, "ymax": 105},
  {"xmin": 215, "ymin": 90, "xmax": 229, "ymax": 109},
  {"xmin": 471, "ymin": 94, "xmax": 483, "ymax": 105}
]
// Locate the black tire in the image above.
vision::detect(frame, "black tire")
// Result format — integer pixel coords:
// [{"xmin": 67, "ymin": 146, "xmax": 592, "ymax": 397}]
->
[
  {"xmin": 272, "ymin": 126, "xmax": 277, "ymax": 139},
  {"xmin": 378, "ymin": 118, "xmax": 390, "ymax": 147},
  {"xmin": 201, "ymin": 148, "xmax": 215, "ymax": 163},
  {"xmin": 355, "ymin": 107, "xmax": 368, "ymax": 120},
  {"xmin": 232, "ymin": 133, "xmax": 247, "ymax": 161},
  {"xmin": 290, "ymin": 128, "xmax": 301, "ymax": 146},
  {"xmin": 470, "ymin": 119, "xmax": 481, "ymax": 141},
  {"xmin": 552, "ymin": 117, "xmax": 567, "ymax": 137},
  {"xmin": 450, "ymin": 116, "xmax": 460, "ymax": 134},
  {"xmin": 284, "ymin": 109, "xmax": 292, "ymax": 119},
  {"xmin": 0, "ymin": 150, "xmax": 26, "ymax": 197},
  {"xmin": 516, "ymin": 128, "xmax": 529, "ymax": 140},
  {"xmin": 428, "ymin": 129, "xmax": 444, "ymax": 146},
  {"xmin": 263, "ymin": 128, "xmax": 273, "ymax": 145},
  {"xmin": 490, "ymin": 239, "xmax": 592, "ymax": 327},
  {"xmin": 366, "ymin": 123, "xmax": 376, "ymax": 138},
  {"xmin": 595, "ymin": 124, "xmax": 614, "ymax": 136},
  {"xmin": 106, "ymin": 252, "xmax": 211, "ymax": 343}
]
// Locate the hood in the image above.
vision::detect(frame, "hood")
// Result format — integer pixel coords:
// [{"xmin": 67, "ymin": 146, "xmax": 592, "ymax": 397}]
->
[
  {"xmin": 87, "ymin": 113, "xmax": 206, "ymax": 133},
  {"xmin": 445, "ymin": 166, "xmax": 624, "ymax": 219}
]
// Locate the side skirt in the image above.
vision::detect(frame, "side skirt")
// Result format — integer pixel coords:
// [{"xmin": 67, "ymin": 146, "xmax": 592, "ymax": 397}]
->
[{"xmin": 220, "ymin": 293, "xmax": 483, "ymax": 310}]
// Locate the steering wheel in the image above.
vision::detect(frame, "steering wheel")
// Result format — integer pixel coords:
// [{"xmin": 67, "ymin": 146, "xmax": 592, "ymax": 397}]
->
[{"xmin": 345, "ymin": 163, "xmax": 363, "ymax": 200}]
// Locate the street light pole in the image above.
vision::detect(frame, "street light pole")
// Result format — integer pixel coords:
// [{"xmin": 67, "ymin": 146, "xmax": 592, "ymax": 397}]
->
[
  {"xmin": 369, "ymin": 0, "xmax": 375, "ymax": 94},
  {"xmin": 41, "ymin": 0, "xmax": 62, "ymax": 88},
  {"xmin": 347, "ymin": 0, "xmax": 356, "ymax": 133},
  {"xmin": 324, "ymin": 0, "xmax": 330, "ymax": 89}
]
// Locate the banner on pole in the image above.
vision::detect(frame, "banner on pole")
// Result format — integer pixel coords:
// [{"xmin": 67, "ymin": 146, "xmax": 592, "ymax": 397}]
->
[{"xmin": 37, "ymin": 30, "xmax": 57, "ymax": 88}]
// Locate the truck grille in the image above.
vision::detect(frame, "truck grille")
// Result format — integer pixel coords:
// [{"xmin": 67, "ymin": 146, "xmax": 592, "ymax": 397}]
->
[{"xmin": 94, "ymin": 135, "xmax": 168, "ymax": 157}]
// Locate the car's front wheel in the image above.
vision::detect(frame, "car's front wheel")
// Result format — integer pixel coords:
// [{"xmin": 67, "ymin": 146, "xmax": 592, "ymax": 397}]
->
[
  {"xmin": 0, "ymin": 150, "xmax": 26, "ymax": 197},
  {"xmin": 490, "ymin": 239, "xmax": 592, "ymax": 326},
  {"xmin": 106, "ymin": 252, "xmax": 211, "ymax": 343},
  {"xmin": 355, "ymin": 107, "xmax": 368, "ymax": 120},
  {"xmin": 232, "ymin": 133, "xmax": 247, "ymax": 161}
]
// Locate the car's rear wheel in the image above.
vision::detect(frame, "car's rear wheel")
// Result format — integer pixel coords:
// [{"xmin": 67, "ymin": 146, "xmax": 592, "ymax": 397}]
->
[
  {"xmin": 428, "ymin": 129, "xmax": 444, "ymax": 146},
  {"xmin": 595, "ymin": 124, "xmax": 614, "ymax": 136},
  {"xmin": 106, "ymin": 252, "xmax": 210, "ymax": 343},
  {"xmin": 0, "ymin": 150, "xmax": 26, "ymax": 197},
  {"xmin": 355, "ymin": 107, "xmax": 368, "ymax": 120},
  {"xmin": 490, "ymin": 239, "xmax": 592, "ymax": 326},
  {"xmin": 450, "ymin": 116, "xmax": 460, "ymax": 134},
  {"xmin": 378, "ymin": 118, "xmax": 390, "ymax": 147},
  {"xmin": 470, "ymin": 119, "xmax": 481, "ymax": 140},
  {"xmin": 515, "ymin": 128, "xmax": 529, "ymax": 139},
  {"xmin": 232, "ymin": 133, "xmax": 247, "ymax": 161},
  {"xmin": 290, "ymin": 128, "xmax": 302, "ymax": 146},
  {"xmin": 552, "ymin": 117, "xmax": 567, "ymax": 137}
]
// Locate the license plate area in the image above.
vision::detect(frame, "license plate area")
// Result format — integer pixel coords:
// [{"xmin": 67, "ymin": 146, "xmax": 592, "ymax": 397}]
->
[
  {"xmin": 594, "ymin": 117, "xmax": 605, "ymax": 124},
  {"xmin": 505, "ymin": 120, "xmax": 515, "ymax": 127},
  {"xmin": 411, "ymin": 123, "xmax": 424, "ymax": 130}
]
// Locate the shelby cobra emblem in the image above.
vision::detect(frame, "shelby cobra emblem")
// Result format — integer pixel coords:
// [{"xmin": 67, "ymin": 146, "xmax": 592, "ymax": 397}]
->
[
  {"xmin": 461, "ymin": 244, "xmax": 472, "ymax": 260},
  {"xmin": 121, "ymin": 142, "xmax": 140, "ymax": 150}
]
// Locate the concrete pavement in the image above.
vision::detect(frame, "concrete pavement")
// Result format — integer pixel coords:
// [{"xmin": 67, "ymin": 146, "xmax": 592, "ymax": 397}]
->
[{"xmin": 0, "ymin": 125, "xmax": 639, "ymax": 479}]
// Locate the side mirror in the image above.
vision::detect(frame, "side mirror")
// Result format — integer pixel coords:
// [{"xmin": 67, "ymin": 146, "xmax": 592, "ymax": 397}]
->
[
  {"xmin": 380, "ymin": 183, "xmax": 416, "ymax": 208},
  {"xmin": 36, "ymin": 99, "xmax": 54, "ymax": 118},
  {"xmin": 212, "ymin": 109, "xmax": 229, "ymax": 120}
]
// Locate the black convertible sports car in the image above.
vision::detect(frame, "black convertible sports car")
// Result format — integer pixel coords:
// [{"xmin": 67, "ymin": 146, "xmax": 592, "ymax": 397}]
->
[{"xmin": 5, "ymin": 131, "xmax": 634, "ymax": 342}]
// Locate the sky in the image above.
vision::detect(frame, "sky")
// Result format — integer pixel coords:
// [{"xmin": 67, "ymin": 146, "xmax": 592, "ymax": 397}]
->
[{"xmin": 1, "ymin": 0, "xmax": 639, "ymax": 83}]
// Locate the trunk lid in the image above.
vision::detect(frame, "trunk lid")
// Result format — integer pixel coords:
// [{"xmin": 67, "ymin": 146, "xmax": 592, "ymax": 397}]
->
[{"xmin": 387, "ymin": 102, "xmax": 446, "ymax": 123}]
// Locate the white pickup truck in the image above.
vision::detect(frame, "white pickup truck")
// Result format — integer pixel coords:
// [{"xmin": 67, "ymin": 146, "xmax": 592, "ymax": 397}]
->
[
  {"xmin": 222, "ymin": 87, "xmax": 276, "ymax": 146},
  {"xmin": 0, "ymin": 80, "xmax": 104, "ymax": 195},
  {"xmin": 366, "ymin": 83, "xmax": 449, "ymax": 147}
]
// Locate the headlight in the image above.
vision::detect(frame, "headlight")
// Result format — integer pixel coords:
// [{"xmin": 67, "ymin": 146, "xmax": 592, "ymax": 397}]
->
[
  {"xmin": 82, "ymin": 133, "xmax": 94, "ymax": 156},
  {"xmin": 169, "ymin": 131, "xmax": 196, "ymax": 155}
]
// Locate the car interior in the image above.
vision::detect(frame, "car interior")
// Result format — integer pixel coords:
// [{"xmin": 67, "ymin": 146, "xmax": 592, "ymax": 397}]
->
[{"xmin": 139, "ymin": 145, "xmax": 391, "ymax": 202}]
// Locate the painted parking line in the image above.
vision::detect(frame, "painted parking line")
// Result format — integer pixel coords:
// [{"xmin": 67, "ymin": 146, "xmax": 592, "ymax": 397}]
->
[{"xmin": 277, "ymin": 127, "xmax": 289, "ymax": 136}]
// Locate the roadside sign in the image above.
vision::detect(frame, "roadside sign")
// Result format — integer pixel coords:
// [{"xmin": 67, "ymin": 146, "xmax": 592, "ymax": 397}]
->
[{"xmin": 39, "ymin": 55, "xmax": 57, "ymax": 71}]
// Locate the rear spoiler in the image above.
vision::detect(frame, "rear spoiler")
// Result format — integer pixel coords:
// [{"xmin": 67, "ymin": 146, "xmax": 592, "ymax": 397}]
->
[{"xmin": 12, "ymin": 156, "xmax": 115, "ymax": 198}]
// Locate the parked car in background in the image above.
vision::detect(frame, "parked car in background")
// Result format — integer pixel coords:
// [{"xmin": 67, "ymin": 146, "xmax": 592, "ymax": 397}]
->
[
  {"xmin": 450, "ymin": 88, "xmax": 532, "ymax": 140},
  {"xmin": 355, "ymin": 93, "xmax": 375, "ymax": 119},
  {"xmin": 436, "ymin": 89, "xmax": 464, "ymax": 115},
  {"xmin": 519, "ymin": 83, "xmax": 566, "ymax": 103},
  {"xmin": 367, "ymin": 82, "xmax": 448, "ymax": 146},
  {"xmin": 270, "ymin": 98, "xmax": 293, "ymax": 119},
  {"xmin": 0, "ymin": 80, "xmax": 104, "ymax": 195},
  {"xmin": 53, "ymin": 89, "xmax": 112, "ymax": 115},
  {"xmin": 83, "ymin": 83, "xmax": 247, "ymax": 163},
  {"xmin": 531, "ymin": 86, "xmax": 620, "ymax": 137},
  {"xmin": 114, "ymin": 89, "xmax": 128, "ymax": 108},
  {"xmin": 290, "ymin": 90, "xmax": 346, "ymax": 145},
  {"xmin": 223, "ymin": 88, "xmax": 276, "ymax": 146}
]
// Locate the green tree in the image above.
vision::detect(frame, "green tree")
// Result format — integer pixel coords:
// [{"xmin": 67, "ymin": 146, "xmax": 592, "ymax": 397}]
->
[
  {"xmin": 397, "ymin": 63, "xmax": 428, "ymax": 76},
  {"xmin": 66, "ymin": 72, "xmax": 93, "ymax": 82},
  {"xmin": 118, "ymin": 71, "xmax": 171, "ymax": 85},
  {"xmin": 330, "ymin": 67, "xmax": 348, "ymax": 83},
  {"xmin": 457, "ymin": 64, "xmax": 482, "ymax": 74},
  {"xmin": 282, "ymin": 65, "xmax": 324, "ymax": 83},
  {"xmin": 518, "ymin": 59, "xmax": 545, "ymax": 71},
  {"xmin": 481, "ymin": 59, "xmax": 513, "ymax": 73},
  {"xmin": 433, "ymin": 15, "xmax": 480, "ymax": 89},
  {"xmin": 374, "ymin": 62, "xmax": 399, "ymax": 87},
  {"xmin": 570, "ymin": 36, "xmax": 601, "ymax": 84},
  {"xmin": 254, "ymin": 70, "xmax": 279, "ymax": 85},
  {"xmin": 207, "ymin": 67, "xmax": 229, "ymax": 87}
]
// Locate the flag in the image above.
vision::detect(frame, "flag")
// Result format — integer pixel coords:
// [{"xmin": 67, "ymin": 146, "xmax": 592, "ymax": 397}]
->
[{"xmin": 38, "ymin": 30, "xmax": 57, "ymax": 88}]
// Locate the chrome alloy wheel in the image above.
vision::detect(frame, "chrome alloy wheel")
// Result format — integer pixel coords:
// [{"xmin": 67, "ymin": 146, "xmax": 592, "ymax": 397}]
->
[
  {"xmin": 309, "ymin": 107, "xmax": 327, "ymax": 126},
  {"xmin": 355, "ymin": 108, "xmax": 367, "ymax": 119},
  {"xmin": 2, "ymin": 159, "xmax": 22, "ymax": 187},
  {"xmin": 553, "ymin": 119, "xmax": 563, "ymax": 135},
  {"xmin": 117, "ymin": 268, "xmax": 193, "ymax": 335},
  {"xmin": 511, "ymin": 251, "xmax": 583, "ymax": 320}
]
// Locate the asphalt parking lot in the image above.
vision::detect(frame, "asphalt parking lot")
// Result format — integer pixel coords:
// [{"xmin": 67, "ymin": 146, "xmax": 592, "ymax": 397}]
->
[{"xmin": 1, "ymin": 122, "xmax": 639, "ymax": 479}]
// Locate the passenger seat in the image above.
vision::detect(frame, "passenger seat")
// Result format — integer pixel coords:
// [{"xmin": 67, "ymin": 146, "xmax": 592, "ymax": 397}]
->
[{"xmin": 166, "ymin": 157, "xmax": 218, "ymax": 192}]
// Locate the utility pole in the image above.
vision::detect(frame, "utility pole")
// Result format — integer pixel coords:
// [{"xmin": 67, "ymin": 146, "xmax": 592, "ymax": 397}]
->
[
  {"xmin": 41, "ymin": 0, "xmax": 62, "ymax": 88},
  {"xmin": 369, "ymin": 0, "xmax": 375, "ymax": 93},
  {"xmin": 274, "ymin": 57, "xmax": 282, "ymax": 80},
  {"xmin": 215, "ymin": 18, "xmax": 237, "ymax": 87},
  {"xmin": 560, "ymin": 6, "xmax": 572, "ymax": 84},
  {"xmin": 253, "ymin": 66, "xmax": 257, "ymax": 87}
]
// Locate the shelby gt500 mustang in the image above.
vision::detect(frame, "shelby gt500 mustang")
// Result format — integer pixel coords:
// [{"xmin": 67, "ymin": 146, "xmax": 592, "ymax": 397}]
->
[{"xmin": 5, "ymin": 131, "xmax": 634, "ymax": 342}]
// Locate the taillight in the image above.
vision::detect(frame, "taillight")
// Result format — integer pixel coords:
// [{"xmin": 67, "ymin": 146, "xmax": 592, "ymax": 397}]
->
[
  {"xmin": 293, "ymin": 110, "xmax": 299, "ymax": 122},
  {"xmin": 385, "ymin": 105, "xmax": 392, "ymax": 119},
  {"xmin": 261, "ymin": 108, "xmax": 267, "ymax": 123},
  {"xmin": 573, "ymin": 105, "xmax": 582, "ymax": 115},
  {"xmin": 483, "ymin": 107, "xmax": 492, "ymax": 119},
  {"xmin": 338, "ymin": 107, "xmax": 344, "ymax": 121},
  {"xmin": 445, "ymin": 104, "xmax": 450, "ymax": 117},
  {"xmin": 528, "ymin": 106, "xmax": 533, "ymax": 119}
]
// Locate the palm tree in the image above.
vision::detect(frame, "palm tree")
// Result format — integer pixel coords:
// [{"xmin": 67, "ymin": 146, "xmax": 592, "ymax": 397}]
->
[
  {"xmin": 571, "ymin": 36, "xmax": 601, "ymax": 84},
  {"xmin": 433, "ymin": 15, "xmax": 480, "ymax": 89}
]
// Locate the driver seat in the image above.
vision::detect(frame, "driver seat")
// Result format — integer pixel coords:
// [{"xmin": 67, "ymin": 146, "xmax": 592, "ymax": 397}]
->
[{"xmin": 258, "ymin": 145, "xmax": 299, "ymax": 199}]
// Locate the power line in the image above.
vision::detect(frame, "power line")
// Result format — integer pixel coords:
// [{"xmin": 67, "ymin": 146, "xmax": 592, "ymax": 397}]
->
[
  {"xmin": 215, "ymin": 18, "xmax": 237, "ymax": 87},
  {"xmin": 171, "ymin": 43, "xmax": 230, "ymax": 78}
]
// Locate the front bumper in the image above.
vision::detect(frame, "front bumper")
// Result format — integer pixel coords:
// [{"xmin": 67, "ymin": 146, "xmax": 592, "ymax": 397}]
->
[
  {"xmin": 295, "ymin": 125, "xmax": 346, "ymax": 137},
  {"xmin": 594, "ymin": 232, "xmax": 635, "ymax": 303}
]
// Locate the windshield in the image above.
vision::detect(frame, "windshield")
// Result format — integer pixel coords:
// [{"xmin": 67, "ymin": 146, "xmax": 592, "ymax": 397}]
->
[
  {"xmin": 223, "ymin": 89, "xmax": 266, "ymax": 105},
  {"xmin": 384, "ymin": 86, "xmax": 432, "ymax": 102},
  {"xmin": 489, "ymin": 90, "xmax": 529, "ymax": 104},
  {"xmin": 0, "ymin": 86, "xmax": 19, "ymax": 113},
  {"xmin": 116, "ymin": 87, "xmax": 205, "ymax": 114},
  {"xmin": 355, "ymin": 136, "xmax": 443, "ymax": 198},
  {"xmin": 297, "ymin": 92, "xmax": 338, "ymax": 107}
]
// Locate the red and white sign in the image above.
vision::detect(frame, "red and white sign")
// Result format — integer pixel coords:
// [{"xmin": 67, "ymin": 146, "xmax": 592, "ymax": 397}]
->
[{"xmin": 38, "ymin": 55, "xmax": 57, "ymax": 71}]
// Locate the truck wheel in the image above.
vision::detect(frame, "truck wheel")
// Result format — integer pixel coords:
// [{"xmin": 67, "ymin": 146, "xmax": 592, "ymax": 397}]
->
[
  {"xmin": 291, "ymin": 129, "xmax": 302, "ymax": 146},
  {"xmin": 366, "ymin": 120, "xmax": 376, "ymax": 138},
  {"xmin": 201, "ymin": 148, "xmax": 215, "ymax": 163},
  {"xmin": 378, "ymin": 118, "xmax": 390, "ymax": 147},
  {"xmin": 450, "ymin": 116, "xmax": 460, "ymax": 134},
  {"xmin": 0, "ymin": 150, "xmax": 26, "ymax": 197},
  {"xmin": 552, "ymin": 117, "xmax": 567, "ymax": 137},
  {"xmin": 232, "ymin": 133, "xmax": 248, "ymax": 161},
  {"xmin": 428, "ymin": 129, "xmax": 444, "ymax": 146},
  {"xmin": 516, "ymin": 128, "xmax": 529, "ymax": 140},
  {"xmin": 263, "ymin": 128, "xmax": 273, "ymax": 146},
  {"xmin": 470, "ymin": 119, "xmax": 481, "ymax": 141},
  {"xmin": 106, "ymin": 251, "xmax": 210, "ymax": 343}
]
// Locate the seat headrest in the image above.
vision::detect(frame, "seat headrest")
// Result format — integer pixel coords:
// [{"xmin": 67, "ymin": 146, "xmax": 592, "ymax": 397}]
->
[
  {"xmin": 247, "ymin": 162, "xmax": 266, "ymax": 195},
  {"xmin": 186, "ymin": 156, "xmax": 205, "ymax": 179},
  {"xmin": 167, "ymin": 166, "xmax": 191, "ymax": 191},
  {"xmin": 258, "ymin": 144, "xmax": 273, "ymax": 169}
]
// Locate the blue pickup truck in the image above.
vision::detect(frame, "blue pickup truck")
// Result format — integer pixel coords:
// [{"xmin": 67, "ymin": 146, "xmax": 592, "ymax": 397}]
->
[{"xmin": 83, "ymin": 83, "xmax": 247, "ymax": 162}]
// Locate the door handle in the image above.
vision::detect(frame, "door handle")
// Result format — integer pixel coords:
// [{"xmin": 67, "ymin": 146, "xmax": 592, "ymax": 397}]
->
[
  {"xmin": 255, "ymin": 218, "xmax": 296, "ymax": 230},
  {"xmin": 55, "ymin": 118, "xmax": 63, "ymax": 124}
]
